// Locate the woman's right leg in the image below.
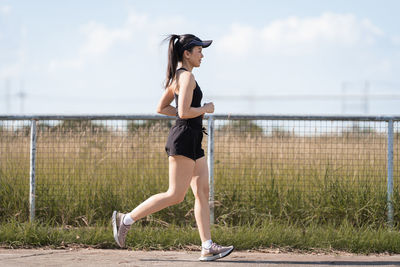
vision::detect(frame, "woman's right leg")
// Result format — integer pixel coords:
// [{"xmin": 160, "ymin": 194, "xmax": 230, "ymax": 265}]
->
[
  {"xmin": 113, "ymin": 155, "xmax": 195, "ymax": 247},
  {"xmin": 127, "ymin": 155, "xmax": 195, "ymax": 221}
]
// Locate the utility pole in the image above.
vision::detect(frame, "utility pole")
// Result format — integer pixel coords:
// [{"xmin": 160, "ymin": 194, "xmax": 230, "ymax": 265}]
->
[
  {"xmin": 364, "ymin": 80, "xmax": 369, "ymax": 115},
  {"xmin": 341, "ymin": 82, "xmax": 347, "ymax": 114},
  {"xmin": 5, "ymin": 78, "xmax": 11, "ymax": 113},
  {"xmin": 341, "ymin": 81, "xmax": 370, "ymax": 115},
  {"xmin": 18, "ymin": 80, "xmax": 26, "ymax": 114}
]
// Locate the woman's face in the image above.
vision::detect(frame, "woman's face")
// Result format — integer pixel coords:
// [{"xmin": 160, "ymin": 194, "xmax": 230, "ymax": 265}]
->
[{"xmin": 185, "ymin": 46, "xmax": 204, "ymax": 67}]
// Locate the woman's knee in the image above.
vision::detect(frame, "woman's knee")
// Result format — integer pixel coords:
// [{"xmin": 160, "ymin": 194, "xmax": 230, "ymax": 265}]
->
[
  {"xmin": 165, "ymin": 190, "xmax": 186, "ymax": 205},
  {"xmin": 192, "ymin": 178, "xmax": 209, "ymax": 199}
]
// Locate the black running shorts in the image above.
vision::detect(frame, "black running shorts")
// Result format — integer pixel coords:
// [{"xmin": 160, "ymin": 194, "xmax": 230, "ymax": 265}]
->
[{"xmin": 165, "ymin": 124, "xmax": 205, "ymax": 161}]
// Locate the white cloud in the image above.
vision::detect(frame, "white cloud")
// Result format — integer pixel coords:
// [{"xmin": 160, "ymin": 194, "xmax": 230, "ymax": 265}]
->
[
  {"xmin": 0, "ymin": 5, "xmax": 11, "ymax": 15},
  {"xmin": 48, "ymin": 10, "xmax": 184, "ymax": 72},
  {"xmin": 217, "ymin": 24, "xmax": 256, "ymax": 55},
  {"xmin": 49, "ymin": 19, "xmax": 135, "ymax": 72},
  {"xmin": 79, "ymin": 21, "xmax": 133, "ymax": 56},
  {"xmin": 125, "ymin": 11, "xmax": 149, "ymax": 31},
  {"xmin": 217, "ymin": 12, "xmax": 384, "ymax": 56}
]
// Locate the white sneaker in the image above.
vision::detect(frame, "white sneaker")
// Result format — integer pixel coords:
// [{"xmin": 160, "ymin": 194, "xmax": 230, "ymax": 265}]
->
[
  {"xmin": 112, "ymin": 211, "xmax": 131, "ymax": 248},
  {"xmin": 199, "ymin": 242, "xmax": 234, "ymax": 261}
]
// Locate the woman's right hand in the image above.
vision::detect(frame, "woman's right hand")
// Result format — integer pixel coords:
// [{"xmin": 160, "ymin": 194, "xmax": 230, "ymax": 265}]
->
[{"xmin": 203, "ymin": 102, "xmax": 215, "ymax": 113}]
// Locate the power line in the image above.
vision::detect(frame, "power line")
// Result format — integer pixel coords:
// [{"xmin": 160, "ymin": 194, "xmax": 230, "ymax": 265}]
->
[{"xmin": 208, "ymin": 94, "xmax": 400, "ymax": 101}]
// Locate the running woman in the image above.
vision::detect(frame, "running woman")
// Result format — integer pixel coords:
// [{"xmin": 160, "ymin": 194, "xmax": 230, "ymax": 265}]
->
[{"xmin": 112, "ymin": 34, "xmax": 234, "ymax": 261}]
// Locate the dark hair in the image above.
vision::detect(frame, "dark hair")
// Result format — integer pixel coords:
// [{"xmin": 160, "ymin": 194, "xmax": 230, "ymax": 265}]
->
[{"xmin": 163, "ymin": 34, "xmax": 198, "ymax": 89}]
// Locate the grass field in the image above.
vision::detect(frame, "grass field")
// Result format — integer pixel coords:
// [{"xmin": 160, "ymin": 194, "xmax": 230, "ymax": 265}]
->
[
  {"xmin": 2, "ymin": 219, "xmax": 400, "ymax": 253},
  {"xmin": 0, "ymin": 119, "xmax": 399, "ymax": 251}
]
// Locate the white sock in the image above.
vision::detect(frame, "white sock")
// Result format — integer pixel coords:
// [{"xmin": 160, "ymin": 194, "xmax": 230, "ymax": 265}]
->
[
  {"xmin": 202, "ymin": 239, "xmax": 213, "ymax": 249},
  {"xmin": 123, "ymin": 214, "xmax": 135, "ymax": 225}
]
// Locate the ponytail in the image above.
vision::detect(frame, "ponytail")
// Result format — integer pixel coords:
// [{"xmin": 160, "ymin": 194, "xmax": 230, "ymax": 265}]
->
[
  {"xmin": 163, "ymin": 33, "xmax": 198, "ymax": 89},
  {"xmin": 164, "ymin": 34, "xmax": 180, "ymax": 89}
]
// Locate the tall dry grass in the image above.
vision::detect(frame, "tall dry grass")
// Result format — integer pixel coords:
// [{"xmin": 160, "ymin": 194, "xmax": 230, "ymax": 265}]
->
[{"xmin": 0, "ymin": 120, "xmax": 399, "ymax": 228}]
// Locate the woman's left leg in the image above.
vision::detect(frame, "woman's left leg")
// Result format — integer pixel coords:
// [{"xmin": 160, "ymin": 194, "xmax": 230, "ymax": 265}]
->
[
  {"xmin": 190, "ymin": 156, "xmax": 211, "ymax": 242},
  {"xmin": 191, "ymin": 156, "xmax": 234, "ymax": 261}
]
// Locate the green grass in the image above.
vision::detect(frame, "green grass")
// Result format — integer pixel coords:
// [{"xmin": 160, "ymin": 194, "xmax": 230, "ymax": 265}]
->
[
  {"xmin": 1, "ymin": 170, "xmax": 395, "ymax": 228},
  {"xmin": 1, "ymin": 121, "xmax": 399, "ymax": 251},
  {"xmin": 0, "ymin": 122, "xmax": 399, "ymax": 228},
  {"xmin": 2, "ymin": 219, "xmax": 400, "ymax": 254}
]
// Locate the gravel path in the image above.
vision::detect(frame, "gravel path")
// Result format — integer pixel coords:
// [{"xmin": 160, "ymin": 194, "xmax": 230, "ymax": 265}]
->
[{"xmin": 1, "ymin": 248, "xmax": 400, "ymax": 266}]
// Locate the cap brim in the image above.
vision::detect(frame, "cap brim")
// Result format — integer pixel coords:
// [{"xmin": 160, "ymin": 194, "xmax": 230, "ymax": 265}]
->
[
  {"xmin": 182, "ymin": 39, "xmax": 213, "ymax": 50},
  {"xmin": 200, "ymin": 40, "xmax": 212, "ymax": 48},
  {"xmin": 190, "ymin": 40, "xmax": 212, "ymax": 48}
]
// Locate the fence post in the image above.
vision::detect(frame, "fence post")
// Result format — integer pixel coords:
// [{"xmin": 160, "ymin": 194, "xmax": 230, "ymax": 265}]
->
[
  {"xmin": 29, "ymin": 119, "xmax": 37, "ymax": 222},
  {"xmin": 387, "ymin": 119, "xmax": 394, "ymax": 227},
  {"xmin": 207, "ymin": 115, "xmax": 215, "ymax": 225}
]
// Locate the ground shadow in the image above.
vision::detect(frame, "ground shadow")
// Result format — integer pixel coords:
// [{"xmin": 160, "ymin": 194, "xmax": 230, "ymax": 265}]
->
[{"xmin": 140, "ymin": 258, "xmax": 400, "ymax": 266}]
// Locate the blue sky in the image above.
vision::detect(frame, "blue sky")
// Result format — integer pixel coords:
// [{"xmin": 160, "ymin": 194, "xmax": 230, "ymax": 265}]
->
[{"xmin": 1, "ymin": 0, "xmax": 400, "ymax": 115}]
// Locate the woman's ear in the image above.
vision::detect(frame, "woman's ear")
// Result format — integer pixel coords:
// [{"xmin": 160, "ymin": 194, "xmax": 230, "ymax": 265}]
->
[{"xmin": 183, "ymin": 49, "xmax": 191, "ymax": 59}]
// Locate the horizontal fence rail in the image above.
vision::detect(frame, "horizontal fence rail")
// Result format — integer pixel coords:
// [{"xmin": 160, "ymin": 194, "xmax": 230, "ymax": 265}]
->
[
  {"xmin": 0, "ymin": 115, "xmax": 399, "ymax": 227},
  {"xmin": 2, "ymin": 114, "xmax": 400, "ymax": 121}
]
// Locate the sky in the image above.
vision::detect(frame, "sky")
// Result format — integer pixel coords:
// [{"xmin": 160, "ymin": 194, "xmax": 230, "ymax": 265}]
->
[{"xmin": 1, "ymin": 0, "xmax": 400, "ymax": 115}]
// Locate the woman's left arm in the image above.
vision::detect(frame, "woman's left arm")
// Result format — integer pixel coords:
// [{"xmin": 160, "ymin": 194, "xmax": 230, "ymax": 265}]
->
[{"xmin": 156, "ymin": 87, "xmax": 176, "ymax": 116}]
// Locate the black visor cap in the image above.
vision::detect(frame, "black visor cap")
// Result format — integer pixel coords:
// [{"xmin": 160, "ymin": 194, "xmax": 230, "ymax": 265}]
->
[{"xmin": 182, "ymin": 39, "xmax": 213, "ymax": 50}]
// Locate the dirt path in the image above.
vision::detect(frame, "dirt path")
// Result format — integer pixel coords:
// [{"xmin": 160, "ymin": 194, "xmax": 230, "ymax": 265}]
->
[{"xmin": 1, "ymin": 248, "xmax": 400, "ymax": 266}]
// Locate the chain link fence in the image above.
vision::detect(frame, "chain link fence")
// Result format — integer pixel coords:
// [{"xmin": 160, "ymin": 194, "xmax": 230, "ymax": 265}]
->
[{"xmin": 0, "ymin": 115, "xmax": 399, "ymax": 227}]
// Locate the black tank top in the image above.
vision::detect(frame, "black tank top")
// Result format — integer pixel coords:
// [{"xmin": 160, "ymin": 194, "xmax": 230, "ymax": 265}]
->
[{"xmin": 174, "ymin": 68, "xmax": 203, "ymax": 129}]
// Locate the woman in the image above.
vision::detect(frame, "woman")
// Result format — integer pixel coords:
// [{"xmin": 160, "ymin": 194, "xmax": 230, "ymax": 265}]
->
[{"xmin": 112, "ymin": 34, "xmax": 234, "ymax": 261}]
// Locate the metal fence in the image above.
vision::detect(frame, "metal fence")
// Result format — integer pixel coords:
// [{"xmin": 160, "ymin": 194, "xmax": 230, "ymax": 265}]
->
[{"xmin": 0, "ymin": 115, "xmax": 399, "ymax": 226}]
